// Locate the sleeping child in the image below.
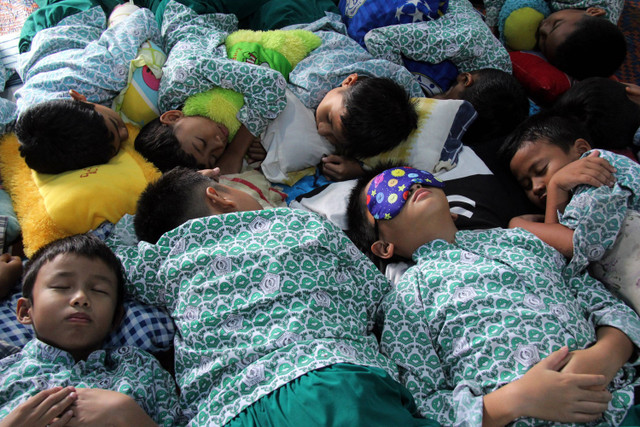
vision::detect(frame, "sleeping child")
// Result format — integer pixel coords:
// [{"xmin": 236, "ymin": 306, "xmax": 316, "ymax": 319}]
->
[
  {"xmin": 106, "ymin": 167, "xmax": 438, "ymax": 426},
  {"xmin": 501, "ymin": 112, "xmax": 640, "ymax": 312},
  {"xmin": 135, "ymin": 2, "xmax": 422, "ymax": 177},
  {"xmin": 0, "ymin": 234, "xmax": 180, "ymax": 426},
  {"xmin": 346, "ymin": 165, "xmax": 640, "ymax": 425}
]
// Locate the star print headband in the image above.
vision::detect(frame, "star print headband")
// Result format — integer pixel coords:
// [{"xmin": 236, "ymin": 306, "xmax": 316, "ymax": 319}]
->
[{"xmin": 366, "ymin": 167, "xmax": 444, "ymax": 220}]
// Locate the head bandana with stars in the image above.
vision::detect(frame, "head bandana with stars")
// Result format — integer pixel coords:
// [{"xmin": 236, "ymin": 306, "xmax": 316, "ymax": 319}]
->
[{"xmin": 366, "ymin": 167, "xmax": 444, "ymax": 220}]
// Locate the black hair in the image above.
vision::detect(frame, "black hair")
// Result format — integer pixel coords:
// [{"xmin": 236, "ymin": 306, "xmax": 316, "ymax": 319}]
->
[
  {"xmin": 459, "ymin": 69, "xmax": 529, "ymax": 143},
  {"xmin": 134, "ymin": 167, "xmax": 215, "ymax": 244},
  {"xmin": 346, "ymin": 162, "xmax": 405, "ymax": 264},
  {"xmin": 16, "ymin": 99, "xmax": 114, "ymax": 174},
  {"xmin": 22, "ymin": 234, "xmax": 126, "ymax": 309},
  {"xmin": 551, "ymin": 15, "xmax": 626, "ymax": 80},
  {"xmin": 134, "ymin": 117, "xmax": 199, "ymax": 172},
  {"xmin": 341, "ymin": 77, "xmax": 418, "ymax": 158},
  {"xmin": 499, "ymin": 110, "xmax": 591, "ymax": 165},
  {"xmin": 552, "ymin": 77, "xmax": 640, "ymax": 150}
]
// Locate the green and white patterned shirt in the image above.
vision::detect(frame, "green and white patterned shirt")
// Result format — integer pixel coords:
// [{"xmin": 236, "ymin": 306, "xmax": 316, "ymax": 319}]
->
[
  {"xmin": 363, "ymin": 0, "xmax": 512, "ymax": 74},
  {"xmin": 107, "ymin": 209, "xmax": 397, "ymax": 426},
  {"xmin": 380, "ymin": 227, "xmax": 640, "ymax": 426},
  {"xmin": 0, "ymin": 339, "xmax": 180, "ymax": 426}
]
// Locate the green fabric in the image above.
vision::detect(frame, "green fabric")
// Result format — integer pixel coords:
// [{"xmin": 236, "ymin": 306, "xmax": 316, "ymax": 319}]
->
[
  {"xmin": 620, "ymin": 404, "xmax": 640, "ymax": 426},
  {"xmin": 226, "ymin": 363, "xmax": 440, "ymax": 427},
  {"xmin": 227, "ymin": 41, "xmax": 293, "ymax": 80},
  {"xmin": 242, "ymin": 0, "xmax": 339, "ymax": 30}
]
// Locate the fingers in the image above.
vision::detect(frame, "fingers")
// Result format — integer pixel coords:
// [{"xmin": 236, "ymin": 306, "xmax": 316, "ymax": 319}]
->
[
  {"xmin": 68, "ymin": 90, "xmax": 86, "ymax": 102},
  {"xmin": 568, "ymin": 373, "xmax": 608, "ymax": 389},
  {"xmin": 0, "ymin": 253, "xmax": 11, "ymax": 262},
  {"xmin": 48, "ymin": 409, "xmax": 74, "ymax": 427},
  {"xmin": 26, "ymin": 387, "xmax": 76, "ymax": 425},
  {"xmin": 540, "ymin": 346, "xmax": 570, "ymax": 370}
]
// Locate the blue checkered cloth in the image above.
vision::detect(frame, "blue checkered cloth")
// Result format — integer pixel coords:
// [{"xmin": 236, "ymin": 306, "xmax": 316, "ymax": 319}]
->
[{"xmin": 0, "ymin": 288, "xmax": 175, "ymax": 352}]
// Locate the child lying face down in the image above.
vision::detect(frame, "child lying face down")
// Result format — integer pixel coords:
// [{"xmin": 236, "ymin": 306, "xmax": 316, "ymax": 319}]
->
[
  {"xmin": 346, "ymin": 165, "xmax": 640, "ymax": 425},
  {"xmin": 15, "ymin": 90, "xmax": 129, "ymax": 174},
  {"xmin": 501, "ymin": 112, "xmax": 640, "ymax": 312},
  {"xmin": 0, "ymin": 234, "xmax": 179, "ymax": 425}
]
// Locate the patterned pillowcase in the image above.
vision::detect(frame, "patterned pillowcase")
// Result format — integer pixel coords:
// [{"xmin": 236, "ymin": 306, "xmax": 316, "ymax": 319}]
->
[{"xmin": 339, "ymin": 0, "xmax": 448, "ymax": 47}]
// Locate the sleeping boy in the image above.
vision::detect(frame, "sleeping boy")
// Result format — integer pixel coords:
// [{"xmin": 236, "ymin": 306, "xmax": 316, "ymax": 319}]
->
[
  {"xmin": 105, "ymin": 166, "xmax": 438, "ymax": 426},
  {"xmin": 346, "ymin": 165, "xmax": 640, "ymax": 425},
  {"xmin": 0, "ymin": 234, "xmax": 179, "ymax": 426},
  {"xmin": 501, "ymin": 112, "xmax": 640, "ymax": 312},
  {"xmin": 135, "ymin": 1, "xmax": 420, "ymax": 178}
]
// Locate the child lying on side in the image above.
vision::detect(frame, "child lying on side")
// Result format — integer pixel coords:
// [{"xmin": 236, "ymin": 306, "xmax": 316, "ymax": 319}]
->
[
  {"xmin": 0, "ymin": 234, "xmax": 179, "ymax": 426},
  {"xmin": 501, "ymin": 112, "xmax": 640, "ymax": 311},
  {"xmin": 346, "ymin": 165, "xmax": 640, "ymax": 425}
]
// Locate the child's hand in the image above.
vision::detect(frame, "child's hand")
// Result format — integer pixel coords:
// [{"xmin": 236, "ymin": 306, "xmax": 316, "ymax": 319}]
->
[
  {"xmin": 198, "ymin": 167, "xmax": 221, "ymax": 182},
  {"xmin": 510, "ymin": 346, "xmax": 610, "ymax": 423},
  {"xmin": 0, "ymin": 387, "xmax": 76, "ymax": 427},
  {"xmin": 549, "ymin": 150, "xmax": 616, "ymax": 193},
  {"xmin": 624, "ymin": 82, "xmax": 640, "ymax": 105},
  {"xmin": 508, "ymin": 214, "xmax": 544, "ymax": 229},
  {"xmin": 66, "ymin": 388, "xmax": 157, "ymax": 427},
  {"xmin": 0, "ymin": 253, "xmax": 22, "ymax": 299},
  {"xmin": 247, "ymin": 139, "xmax": 266, "ymax": 164},
  {"xmin": 320, "ymin": 155, "xmax": 364, "ymax": 181},
  {"xmin": 561, "ymin": 327, "xmax": 634, "ymax": 390}
]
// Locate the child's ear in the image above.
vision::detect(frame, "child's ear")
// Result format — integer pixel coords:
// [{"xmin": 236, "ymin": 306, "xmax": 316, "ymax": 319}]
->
[
  {"xmin": 16, "ymin": 298, "xmax": 33, "ymax": 325},
  {"xmin": 371, "ymin": 240, "xmax": 395, "ymax": 260},
  {"xmin": 159, "ymin": 110, "xmax": 184, "ymax": 125},
  {"xmin": 585, "ymin": 7, "xmax": 605, "ymax": 16},
  {"xmin": 461, "ymin": 72, "xmax": 474, "ymax": 87},
  {"xmin": 205, "ymin": 187, "xmax": 236, "ymax": 213},
  {"xmin": 341, "ymin": 73, "xmax": 359, "ymax": 87},
  {"xmin": 573, "ymin": 138, "xmax": 592, "ymax": 155}
]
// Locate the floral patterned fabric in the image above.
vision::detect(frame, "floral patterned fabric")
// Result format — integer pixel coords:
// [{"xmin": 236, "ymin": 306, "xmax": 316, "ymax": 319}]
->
[
  {"xmin": 284, "ymin": 12, "xmax": 424, "ymax": 109},
  {"xmin": 0, "ymin": 339, "xmax": 180, "ymax": 426},
  {"xmin": 14, "ymin": 6, "xmax": 160, "ymax": 117},
  {"xmin": 363, "ymin": 0, "xmax": 512, "ymax": 74},
  {"xmin": 106, "ymin": 209, "xmax": 397, "ymax": 426},
  {"xmin": 379, "ymin": 227, "xmax": 640, "ymax": 426},
  {"xmin": 157, "ymin": 1, "xmax": 288, "ymax": 137}
]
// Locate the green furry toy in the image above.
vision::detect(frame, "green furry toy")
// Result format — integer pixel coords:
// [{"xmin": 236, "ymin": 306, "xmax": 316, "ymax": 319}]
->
[{"xmin": 182, "ymin": 29, "xmax": 321, "ymax": 141}]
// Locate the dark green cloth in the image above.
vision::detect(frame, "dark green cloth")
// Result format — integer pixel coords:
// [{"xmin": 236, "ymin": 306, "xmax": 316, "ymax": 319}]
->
[
  {"xmin": 620, "ymin": 404, "xmax": 640, "ymax": 426},
  {"xmin": 241, "ymin": 0, "xmax": 340, "ymax": 30},
  {"xmin": 226, "ymin": 363, "xmax": 440, "ymax": 427}
]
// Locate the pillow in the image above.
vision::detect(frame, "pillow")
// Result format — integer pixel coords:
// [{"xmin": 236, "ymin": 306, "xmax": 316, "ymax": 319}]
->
[
  {"xmin": 261, "ymin": 93, "xmax": 475, "ymax": 185},
  {"xmin": 339, "ymin": 0, "xmax": 448, "ymax": 47},
  {"xmin": 0, "ymin": 124, "xmax": 160, "ymax": 256},
  {"xmin": 509, "ymin": 50, "xmax": 573, "ymax": 106}
]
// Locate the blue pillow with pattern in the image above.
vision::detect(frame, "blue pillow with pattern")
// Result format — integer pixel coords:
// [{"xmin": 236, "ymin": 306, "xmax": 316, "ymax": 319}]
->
[{"xmin": 339, "ymin": 0, "xmax": 449, "ymax": 47}]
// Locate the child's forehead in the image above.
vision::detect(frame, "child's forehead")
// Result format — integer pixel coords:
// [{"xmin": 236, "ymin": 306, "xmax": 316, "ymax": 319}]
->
[{"xmin": 37, "ymin": 254, "xmax": 117, "ymax": 282}]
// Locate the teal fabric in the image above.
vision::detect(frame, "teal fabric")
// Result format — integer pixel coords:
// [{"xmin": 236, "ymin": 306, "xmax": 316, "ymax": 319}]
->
[
  {"xmin": 243, "ymin": 0, "xmax": 339, "ymax": 31},
  {"xmin": 620, "ymin": 404, "xmax": 640, "ymax": 426},
  {"xmin": 226, "ymin": 363, "xmax": 440, "ymax": 427}
]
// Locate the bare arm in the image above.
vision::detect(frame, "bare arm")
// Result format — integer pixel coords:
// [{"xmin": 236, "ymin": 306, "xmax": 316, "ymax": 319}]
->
[
  {"xmin": 483, "ymin": 347, "xmax": 610, "ymax": 426},
  {"xmin": 215, "ymin": 124, "xmax": 259, "ymax": 175},
  {"xmin": 509, "ymin": 216, "xmax": 575, "ymax": 258}
]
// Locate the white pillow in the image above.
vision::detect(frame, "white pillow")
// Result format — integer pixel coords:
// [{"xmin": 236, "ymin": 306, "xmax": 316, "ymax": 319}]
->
[
  {"xmin": 261, "ymin": 93, "xmax": 476, "ymax": 185},
  {"xmin": 260, "ymin": 89, "xmax": 334, "ymax": 183}
]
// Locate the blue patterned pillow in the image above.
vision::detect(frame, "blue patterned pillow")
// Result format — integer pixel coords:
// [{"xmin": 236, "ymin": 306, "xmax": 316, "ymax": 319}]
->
[{"xmin": 339, "ymin": 0, "xmax": 449, "ymax": 47}]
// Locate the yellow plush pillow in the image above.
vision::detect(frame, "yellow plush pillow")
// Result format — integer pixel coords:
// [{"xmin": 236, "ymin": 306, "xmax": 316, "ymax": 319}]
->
[{"xmin": 0, "ymin": 124, "xmax": 160, "ymax": 256}]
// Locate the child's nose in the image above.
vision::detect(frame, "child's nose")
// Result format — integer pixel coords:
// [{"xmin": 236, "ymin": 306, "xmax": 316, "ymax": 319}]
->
[
  {"xmin": 70, "ymin": 290, "xmax": 90, "ymax": 307},
  {"xmin": 532, "ymin": 178, "xmax": 546, "ymax": 196}
]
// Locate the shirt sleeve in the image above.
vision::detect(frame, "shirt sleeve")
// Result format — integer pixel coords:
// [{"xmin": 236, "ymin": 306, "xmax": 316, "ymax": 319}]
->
[
  {"xmin": 158, "ymin": 0, "xmax": 287, "ymax": 136},
  {"xmin": 364, "ymin": 0, "xmax": 512, "ymax": 73},
  {"xmin": 16, "ymin": 7, "xmax": 160, "ymax": 114},
  {"xmin": 560, "ymin": 151, "xmax": 640, "ymax": 278}
]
